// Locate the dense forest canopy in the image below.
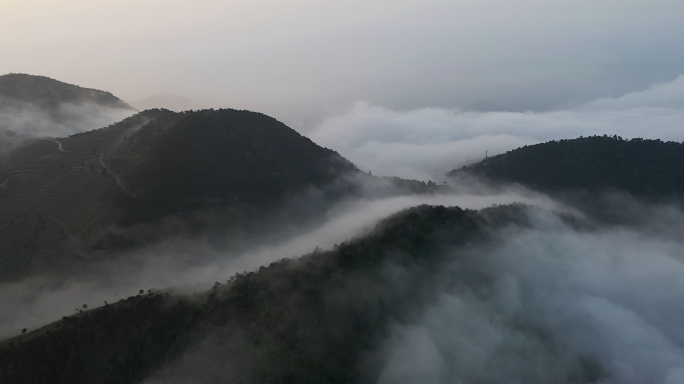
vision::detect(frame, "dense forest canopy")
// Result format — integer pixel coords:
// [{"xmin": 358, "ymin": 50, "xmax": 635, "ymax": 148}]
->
[
  {"xmin": 109, "ymin": 109, "xmax": 357, "ymax": 204},
  {"xmin": 0, "ymin": 204, "xmax": 517, "ymax": 384},
  {"xmin": 105, "ymin": 108, "xmax": 360, "ymax": 221},
  {"xmin": 451, "ymin": 135, "xmax": 684, "ymax": 200}
]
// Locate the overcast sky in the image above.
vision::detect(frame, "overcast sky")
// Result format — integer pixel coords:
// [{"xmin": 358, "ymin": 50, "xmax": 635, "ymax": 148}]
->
[{"xmin": 2, "ymin": 0, "xmax": 683, "ymax": 126}]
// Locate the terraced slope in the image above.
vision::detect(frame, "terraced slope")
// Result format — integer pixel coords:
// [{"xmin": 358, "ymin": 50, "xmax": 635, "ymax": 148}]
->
[
  {"xmin": 0, "ymin": 108, "xmax": 362, "ymax": 281},
  {"xmin": 0, "ymin": 116, "xmax": 147, "ymax": 281}
]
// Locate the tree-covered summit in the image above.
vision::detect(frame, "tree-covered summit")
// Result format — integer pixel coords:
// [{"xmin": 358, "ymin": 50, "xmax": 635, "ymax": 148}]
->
[
  {"xmin": 0, "ymin": 204, "xmax": 488, "ymax": 384},
  {"xmin": 107, "ymin": 108, "xmax": 359, "ymax": 214},
  {"xmin": 0, "ymin": 73, "xmax": 132, "ymax": 110},
  {"xmin": 450, "ymin": 135, "xmax": 684, "ymax": 199}
]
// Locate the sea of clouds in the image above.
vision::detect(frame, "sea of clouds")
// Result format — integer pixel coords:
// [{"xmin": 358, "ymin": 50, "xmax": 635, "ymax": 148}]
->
[{"xmin": 311, "ymin": 75, "xmax": 684, "ymax": 180}]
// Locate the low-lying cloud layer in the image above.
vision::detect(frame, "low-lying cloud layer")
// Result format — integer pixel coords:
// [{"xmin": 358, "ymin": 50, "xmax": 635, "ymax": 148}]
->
[
  {"xmin": 0, "ymin": 99, "xmax": 134, "ymax": 139},
  {"xmin": 2, "ymin": 175, "xmax": 683, "ymax": 384},
  {"xmin": 0, "ymin": 188, "xmax": 559, "ymax": 340},
  {"xmin": 373, "ymin": 207, "xmax": 684, "ymax": 384},
  {"xmin": 311, "ymin": 75, "xmax": 684, "ymax": 180},
  {"xmin": 0, "ymin": 129, "xmax": 32, "ymax": 159}
]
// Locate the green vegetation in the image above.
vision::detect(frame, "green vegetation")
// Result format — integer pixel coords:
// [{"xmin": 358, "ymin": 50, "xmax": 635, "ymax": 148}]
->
[
  {"xmin": 0, "ymin": 204, "xmax": 498, "ymax": 384},
  {"xmin": 0, "ymin": 292, "xmax": 199, "ymax": 384},
  {"xmin": 451, "ymin": 135, "xmax": 684, "ymax": 200}
]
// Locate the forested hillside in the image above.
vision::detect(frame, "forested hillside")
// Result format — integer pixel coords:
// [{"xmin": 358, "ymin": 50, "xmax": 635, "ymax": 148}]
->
[
  {"xmin": 451, "ymin": 135, "xmax": 684, "ymax": 199},
  {"xmin": 107, "ymin": 109, "xmax": 359, "ymax": 216},
  {"xmin": 0, "ymin": 204, "xmax": 522, "ymax": 384},
  {"xmin": 0, "ymin": 107, "xmax": 363, "ymax": 282}
]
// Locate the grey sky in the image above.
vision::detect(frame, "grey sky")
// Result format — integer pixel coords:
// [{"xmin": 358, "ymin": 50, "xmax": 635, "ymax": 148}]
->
[
  {"xmin": 2, "ymin": 0, "xmax": 683, "ymax": 128},
  {"xmin": 311, "ymin": 75, "xmax": 684, "ymax": 180}
]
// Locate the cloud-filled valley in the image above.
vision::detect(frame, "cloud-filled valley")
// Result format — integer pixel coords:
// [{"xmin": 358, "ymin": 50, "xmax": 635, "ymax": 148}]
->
[
  {"xmin": 2, "ymin": 69, "xmax": 684, "ymax": 384},
  {"xmin": 4, "ymin": 170, "xmax": 684, "ymax": 383},
  {"xmin": 0, "ymin": 187, "xmax": 564, "ymax": 340},
  {"xmin": 0, "ymin": 100, "xmax": 134, "ymax": 139},
  {"xmin": 2, "ymin": 1, "xmax": 684, "ymax": 382},
  {"xmin": 121, "ymin": 193, "xmax": 684, "ymax": 384},
  {"xmin": 311, "ymin": 75, "xmax": 684, "ymax": 180},
  {"xmin": 373, "ymin": 206, "xmax": 684, "ymax": 384}
]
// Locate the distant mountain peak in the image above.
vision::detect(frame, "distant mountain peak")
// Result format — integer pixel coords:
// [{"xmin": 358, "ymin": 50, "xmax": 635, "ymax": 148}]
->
[
  {"xmin": 107, "ymin": 108, "xmax": 358, "ymax": 216},
  {"xmin": 0, "ymin": 73, "xmax": 133, "ymax": 110},
  {"xmin": 450, "ymin": 135, "xmax": 684, "ymax": 200},
  {"xmin": 0, "ymin": 73, "xmax": 135, "ymax": 137}
]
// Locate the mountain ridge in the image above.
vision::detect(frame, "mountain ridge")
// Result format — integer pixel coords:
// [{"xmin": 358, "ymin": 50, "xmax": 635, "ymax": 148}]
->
[
  {"xmin": 0, "ymin": 106, "xmax": 363, "ymax": 282},
  {"xmin": 0, "ymin": 204, "xmax": 492, "ymax": 384},
  {"xmin": 449, "ymin": 135, "xmax": 684, "ymax": 201},
  {"xmin": 0, "ymin": 73, "xmax": 133, "ymax": 111}
]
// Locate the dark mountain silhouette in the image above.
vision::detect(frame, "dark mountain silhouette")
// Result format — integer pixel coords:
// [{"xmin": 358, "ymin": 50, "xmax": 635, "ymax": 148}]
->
[
  {"xmin": 107, "ymin": 108, "xmax": 359, "ymax": 216},
  {"xmin": 1, "ymin": 77, "xmax": 677, "ymax": 384},
  {"xmin": 0, "ymin": 107, "xmax": 363, "ymax": 282},
  {"xmin": 0, "ymin": 110, "xmax": 154, "ymax": 281},
  {"xmin": 0, "ymin": 204, "xmax": 530, "ymax": 384},
  {"xmin": 450, "ymin": 135, "xmax": 684, "ymax": 200},
  {"xmin": 0, "ymin": 74, "xmax": 132, "ymax": 111},
  {"xmin": 0, "ymin": 74, "xmax": 135, "ymax": 138}
]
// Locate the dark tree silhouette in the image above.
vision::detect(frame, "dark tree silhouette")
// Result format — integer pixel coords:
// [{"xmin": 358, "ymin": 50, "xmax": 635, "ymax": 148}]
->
[{"xmin": 450, "ymin": 135, "xmax": 684, "ymax": 200}]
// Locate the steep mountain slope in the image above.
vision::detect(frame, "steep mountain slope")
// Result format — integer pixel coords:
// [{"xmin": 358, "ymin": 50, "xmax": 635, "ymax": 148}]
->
[
  {"xmin": 0, "ymin": 112, "xmax": 155, "ymax": 281},
  {"xmin": 0, "ymin": 74, "xmax": 135, "ymax": 137},
  {"xmin": 1, "ymin": 203, "xmax": 617, "ymax": 384},
  {"xmin": 450, "ymin": 135, "xmax": 684, "ymax": 200},
  {"xmin": 0, "ymin": 108, "xmax": 361, "ymax": 281},
  {"xmin": 107, "ymin": 109, "xmax": 359, "ymax": 215},
  {"xmin": 0, "ymin": 205, "xmax": 495, "ymax": 384}
]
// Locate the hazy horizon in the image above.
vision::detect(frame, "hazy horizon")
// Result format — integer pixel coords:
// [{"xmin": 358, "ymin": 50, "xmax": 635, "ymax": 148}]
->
[{"xmin": 2, "ymin": 0, "xmax": 683, "ymax": 129}]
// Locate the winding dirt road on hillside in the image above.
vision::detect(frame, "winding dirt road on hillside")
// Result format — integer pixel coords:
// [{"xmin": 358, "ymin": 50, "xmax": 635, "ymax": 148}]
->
[
  {"xmin": 1, "ymin": 138, "xmax": 128, "ymax": 193},
  {"xmin": 47, "ymin": 138, "xmax": 130, "ymax": 193}
]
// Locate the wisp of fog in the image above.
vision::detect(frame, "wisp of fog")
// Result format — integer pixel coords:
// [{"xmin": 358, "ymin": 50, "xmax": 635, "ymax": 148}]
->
[
  {"xmin": 135, "ymin": 192, "xmax": 684, "ymax": 384},
  {"xmin": 311, "ymin": 75, "xmax": 684, "ymax": 180},
  {"xmin": 372, "ymin": 207, "xmax": 684, "ymax": 384},
  {"xmin": 0, "ymin": 187, "xmax": 562, "ymax": 340},
  {"xmin": 0, "ymin": 99, "xmax": 134, "ymax": 139},
  {"xmin": 4, "ymin": 178, "xmax": 684, "ymax": 384}
]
